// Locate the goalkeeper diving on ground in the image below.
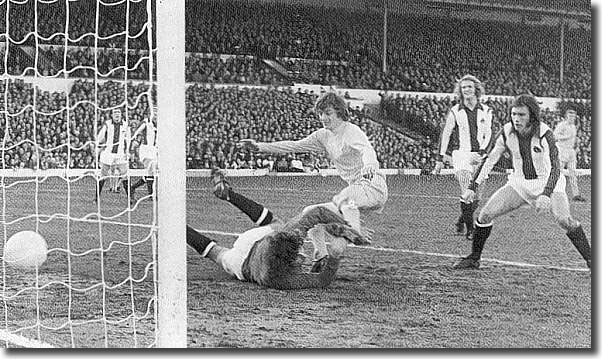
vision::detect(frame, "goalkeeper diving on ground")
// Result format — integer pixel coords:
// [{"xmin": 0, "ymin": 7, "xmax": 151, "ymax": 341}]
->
[{"xmin": 186, "ymin": 169, "xmax": 371, "ymax": 290}]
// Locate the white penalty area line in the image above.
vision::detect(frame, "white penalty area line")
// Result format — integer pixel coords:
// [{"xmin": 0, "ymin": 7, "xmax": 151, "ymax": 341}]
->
[
  {"xmin": 0, "ymin": 329, "xmax": 55, "ymax": 348},
  {"xmin": 197, "ymin": 228, "xmax": 589, "ymax": 273}
]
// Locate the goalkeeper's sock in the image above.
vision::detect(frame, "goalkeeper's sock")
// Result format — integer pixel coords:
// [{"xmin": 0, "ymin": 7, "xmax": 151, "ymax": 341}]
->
[
  {"xmin": 187, "ymin": 225, "xmax": 215, "ymax": 257},
  {"xmin": 228, "ymin": 191, "xmax": 274, "ymax": 226},
  {"xmin": 566, "ymin": 225, "xmax": 591, "ymax": 265},
  {"xmin": 467, "ymin": 220, "xmax": 493, "ymax": 260}
]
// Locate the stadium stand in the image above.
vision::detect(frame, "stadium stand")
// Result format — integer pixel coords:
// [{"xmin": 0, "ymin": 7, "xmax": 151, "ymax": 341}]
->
[{"xmin": 0, "ymin": 0, "xmax": 591, "ymax": 171}]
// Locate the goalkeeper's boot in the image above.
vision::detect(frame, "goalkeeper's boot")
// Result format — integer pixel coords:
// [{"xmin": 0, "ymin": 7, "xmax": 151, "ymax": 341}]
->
[
  {"xmin": 453, "ymin": 256, "xmax": 480, "ymax": 269},
  {"xmin": 211, "ymin": 168, "xmax": 231, "ymax": 200}
]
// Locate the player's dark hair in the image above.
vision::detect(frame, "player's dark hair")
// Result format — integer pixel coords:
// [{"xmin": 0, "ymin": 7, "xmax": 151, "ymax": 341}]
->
[
  {"xmin": 314, "ymin": 92, "xmax": 349, "ymax": 121},
  {"xmin": 511, "ymin": 94, "xmax": 541, "ymax": 125},
  {"xmin": 263, "ymin": 231, "xmax": 304, "ymax": 276},
  {"xmin": 558, "ymin": 101, "xmax": 581, "ymax": 117}
]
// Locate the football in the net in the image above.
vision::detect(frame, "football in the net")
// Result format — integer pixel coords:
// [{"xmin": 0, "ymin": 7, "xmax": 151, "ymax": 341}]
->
[{"xmin": 3, "ymin": 231, "xmax": 48, "ymax": 270}]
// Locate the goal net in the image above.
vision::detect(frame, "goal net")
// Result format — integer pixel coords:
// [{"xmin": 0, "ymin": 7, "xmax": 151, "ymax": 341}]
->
[{"xmin": 0, "ymin": 0, "xmax": 186, "ymax": 348}]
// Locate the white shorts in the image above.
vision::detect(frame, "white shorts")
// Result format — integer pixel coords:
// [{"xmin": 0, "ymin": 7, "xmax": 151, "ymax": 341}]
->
[
  {"xmin": 100, "ymin": 151, "xmax": 128, "ymax": 166},
  {"xmin": 220, "ymin": 225, "xmax": 274, "ymax": 281},
  {"xmin": 452, "ymin": 150, "xmax": 482, "ymax": 173},
  {"xmin": 507, "ymin": 175, "xmax": 566, "ymax": 207},
  {"xmin": 333, "ymin": 173, "xmax": 388, "ymax": 211},
  {"xmin": 139, "ymin": 144, "xmax": 158, "ymax": 163},
  {"xmin": 558, "ymin": 148, "xmax": 577, "ymax": 167}
]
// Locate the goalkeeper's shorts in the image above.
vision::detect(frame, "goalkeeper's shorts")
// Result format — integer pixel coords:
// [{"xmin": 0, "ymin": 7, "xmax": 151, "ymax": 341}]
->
[{"xmin": 220, "ymin": 225, "xmax": 275, "ymax": 281}]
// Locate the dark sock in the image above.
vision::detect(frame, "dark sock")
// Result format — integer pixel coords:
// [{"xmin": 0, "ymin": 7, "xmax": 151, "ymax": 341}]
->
[
  {"xmin": 566, "ymin": 225, "xmax": 591, "ymax": 263},
  {"xmin": 187, "ymin": 225, "xmax": 214, "ymax": 256},
  {"xmin": 97, "ymin": 179, "xmax": 105, "ymax": 196},
  {"xmin": 468, "ymin": 220, "xmax": 493, "ymax": 260},
  {"xmin": 121, "ymin": 178, "xmax": 130, "ymax": 193},
  {"xmin": 228, "ymin": 191, "xmax": 274, "ymax": 225},
  {"xmin": 145, "ymin": 177, "xmax": 154, "ymax": 194},
  {"xmin": 462, "ymin": 200, "xmax": 479, "ymax": 232},
  {"xmin": 457, "ymin": 202, "xmax": 464, "ymax": 224},
  {"xmin": 461, "ymin": 202, "xmax": 471, "ymax": 228}
]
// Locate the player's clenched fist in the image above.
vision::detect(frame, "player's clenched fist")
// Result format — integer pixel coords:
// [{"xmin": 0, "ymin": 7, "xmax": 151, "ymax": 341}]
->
[{"xmin": 239, "ymin": 139, "xmax": 259, "ymax": 151}]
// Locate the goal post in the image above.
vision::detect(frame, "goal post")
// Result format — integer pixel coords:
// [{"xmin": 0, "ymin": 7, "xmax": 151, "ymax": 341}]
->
[
  {"xmin": 0, "ymin": 0, "xmax": 188, "ymax": 348},
  {"xmin": 156, "ymin": 0, "xmax": 187, "ymax": 348}
]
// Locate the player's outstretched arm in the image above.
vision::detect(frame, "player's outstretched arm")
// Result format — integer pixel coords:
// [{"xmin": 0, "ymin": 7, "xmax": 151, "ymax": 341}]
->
[
  {"xmin": 241, "ymin": 132, "xmax": 324, "ymax": 155},
  {"xmin": 281, "ymin": 206, "xmax": 347, "ymax": 236}
]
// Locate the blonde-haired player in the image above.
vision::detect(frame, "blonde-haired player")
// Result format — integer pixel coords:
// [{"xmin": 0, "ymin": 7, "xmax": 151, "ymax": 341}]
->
[
  {"xmin": 553, "ymin": 102, "xmax": 586, "ymax": 202},
  {"xmin": 432, "ymin": 75, "xmax": 493, "ymax": 240},
  {"xmin": 129, "ymin": 115, "xmax": 157, "ymax": 204},
  {"xmin": 238, "ymin": 91, "xmax": 387, "ymax": 241},
  {"xmin": 95, "ymin": 108, "xmax": 131, "ymax": 202}
]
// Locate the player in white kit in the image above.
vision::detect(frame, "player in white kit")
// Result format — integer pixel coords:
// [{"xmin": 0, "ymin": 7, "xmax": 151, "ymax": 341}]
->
[
  {"xmin": 129, "ymin": 116, "xmax": 157, "ymax": 204},
  {"xmin": 553, "ymin": 102, "xmax": 586, "ymax": 202},
  {"xmin": 432, "ymin": 75, "xmax": 493, "ymax": 240},
  {"xmin": 239, "ymin": 92, "xmax": 388, "ymax": 241}
]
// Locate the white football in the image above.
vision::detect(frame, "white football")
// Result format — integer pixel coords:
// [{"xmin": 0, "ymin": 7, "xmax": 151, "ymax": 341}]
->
[{"xmin": 3, "ymin": 231, "xmax": 48, "ymax": 270}]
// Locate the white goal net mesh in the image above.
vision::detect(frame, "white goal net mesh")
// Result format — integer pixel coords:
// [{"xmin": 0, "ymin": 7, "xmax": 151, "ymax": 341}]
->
[{"xmin": 0, "ymin": 0, "xmax": 162, "ymax": 348}]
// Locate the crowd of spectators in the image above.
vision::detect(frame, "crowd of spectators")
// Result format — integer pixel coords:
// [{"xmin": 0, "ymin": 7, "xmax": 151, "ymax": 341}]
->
[
  {"xmin": 0, "ymin": 79, "xmax": 591, "ymax": 171},
  {"xmin": 184, "ymin": 85, "xmax": 591, "ymax": 171},
  {"xmin": 185, "ymin": 0, "xmax": 591, "ymax": 99},
  {"xmin": 0, "ymin": 0, "xmax": 590, "ymax": 99},
  {"xmin": 0, "ymin": 0, "xmax": 591, "ymax": 172}
]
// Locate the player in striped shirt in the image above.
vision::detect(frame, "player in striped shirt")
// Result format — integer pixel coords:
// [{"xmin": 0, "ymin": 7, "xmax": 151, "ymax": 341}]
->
[
  {"xmin": 454, "ymin": 94, "xmax": 591, "ymax": 270},
  {"xmin": 187, "ymin": 177, "xmax": 369, "ymax": 289},
  {"xmin": 239, "ymin": 92, "xmax": 388, "ymax": 241},
  {"xmin": 432, "ymin": 75, "xmax": 493, "ymax": 240},
  {"xmin": 553, "ymin": 102, "xmax": 586, "ymax": 202},
  {"xmin": 95, "ymin": 108, "xmax": 131, "ymax": 202},
  {"xmin": 129, "ymin": 115, "xmax": 157, "ymax": 204}
]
